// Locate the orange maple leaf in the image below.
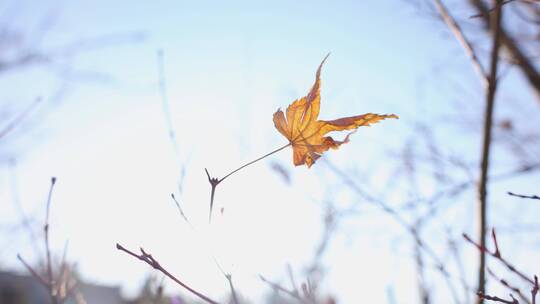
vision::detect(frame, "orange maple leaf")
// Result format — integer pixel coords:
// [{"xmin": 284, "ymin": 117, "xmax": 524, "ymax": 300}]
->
[{"xmin": 273, "ymin": 55, "xmax": 398, "ymax": 167}]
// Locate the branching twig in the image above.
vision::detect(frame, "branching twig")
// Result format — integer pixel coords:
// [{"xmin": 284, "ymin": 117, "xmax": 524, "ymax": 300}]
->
[
  {"xmin": 116, "ymin": 243, "xmax": 220, "ymax": 304},
  {"xmin": 464, "ymin": 229, "xmax": 534, "ymax": 285},
  {"xmin": 470, "ymin": 0, "xmax": 540, "ymax": 104},
  {"xmin": 18, "ymin": 177, "xmax": 59, "ymax": 304},
  {"xmin": 478, "ymin": 292, "xmax": 518, "ymax": 304},
  {"xmin": 488, "ymin": 268, "xmax": 531, "ymax": 304}
]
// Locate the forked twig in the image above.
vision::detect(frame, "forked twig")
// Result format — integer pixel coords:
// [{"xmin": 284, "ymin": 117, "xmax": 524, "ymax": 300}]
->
[
  {"xmin": 116, "ymin": 243, "xmax": 220, "ymax": 304},
  {"xmin": 477, "ymin": 292, "xmax": 518, "ymax": 304},
  {"xmin": 464, "ymin": 229, "xmax": 534, "ymax": 285},
  {"xmin": 18, "ymin": 177, "xmax": 59, "ymax": 304}
]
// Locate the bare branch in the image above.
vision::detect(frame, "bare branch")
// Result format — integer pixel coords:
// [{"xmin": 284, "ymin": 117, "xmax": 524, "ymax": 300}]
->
[
  {"xmin": 478, "ymin": 292, "xmax": 519, "ymax": 304},
  {"xmin": 507, "ymin": 192, "xmax": 540, "ymax": 200},
  {"xmin": 116, "ymin": 243, "xmax": 220, "ymax": 304},
  {"xmin": 470, "ymin": 0, "xmax": 540, "ymax": 104},
  {"xmin": 432, "ymin": 0, "xmax": 488, "ymax": 86},
  {"xmin": 476, "ymin": 1, "xmax": 504, "ymax": 300}
]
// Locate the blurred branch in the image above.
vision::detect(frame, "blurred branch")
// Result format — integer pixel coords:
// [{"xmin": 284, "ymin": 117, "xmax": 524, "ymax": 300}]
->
[
  {"xmin": 464, "ymin": 229, "xmax": 535, "ymax": 285},
  {"xmin": 433, "ymin": 0, "xmax": 488, "ymax": 86},
  {"xmin": 470, "ymin": 0, "xmax": 540, "ymax": 103},
  {"xmin": 469, "ymin": 0, "xmax": 516, "ymax": 18},
  {"xmin": 44, "ymin": 177, "xmax": 57, "ymax": 303},
  {"xmin": 0, "ymin": 97, "xmax": 42, "ymax": 140},
  {"xmin": 17, "ymin": 177, "xmax": 82, "ymax": 304},
  {"xmin": 487, "ymin": 268, "xmax": 531, "ymax": 304},
  {"xmin": 476, "ymin": 1, "xmax": 503, "ymax": 300},
  {"xmin": 477, "ymin": 292, "xmax": 518, "ymax": 304},
  {"xmin": 259, "ymin": 274, "xmax": 310, "ymax": 304},
  {"xmin": 116, "ymin": 243, "xmax": 220, "ymax": 304},
  {"xmin": 323, "ymin": 159, "xmax": 461, "ymax": 303},
  {"xmin": 533, "ymin": 276, "xmax": 538, "ymax": 304},
  {"xmin": 507, "ymin": 191, "xmax": 540, "ymax": 200}
]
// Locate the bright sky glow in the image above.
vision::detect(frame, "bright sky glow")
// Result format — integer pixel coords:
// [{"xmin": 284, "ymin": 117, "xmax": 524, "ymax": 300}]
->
[{"xmin": 1, "ymin": 0, "xmax": 539, "ymax": 303}]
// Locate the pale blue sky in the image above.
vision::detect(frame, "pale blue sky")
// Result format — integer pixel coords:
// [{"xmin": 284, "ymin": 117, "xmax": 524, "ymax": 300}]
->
[{"xmin": 1, "ymin": 0, "xmax": 539, "ymax": 303}]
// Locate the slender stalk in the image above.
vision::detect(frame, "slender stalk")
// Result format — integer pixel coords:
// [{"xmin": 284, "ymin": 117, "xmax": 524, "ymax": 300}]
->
[
  {"xmin": 206, "ymin": 142, "xmax": 291, "ymax": 222},
  {"xmin": 219, "ymin": 142, "xmax": 291, "ymax": 183},
  {"xmin": 44, "ymin": 177, "xmax": 58, "ymax": 304},
  {"xmin": 477, "ymin": 3, "xmax": 503, "ymax": 301}
]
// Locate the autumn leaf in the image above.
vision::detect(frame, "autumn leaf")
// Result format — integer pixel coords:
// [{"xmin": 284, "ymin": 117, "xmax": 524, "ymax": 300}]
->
[{"xmin": 273, "ymin": 55, "xmax": 398, "ymax": 167}]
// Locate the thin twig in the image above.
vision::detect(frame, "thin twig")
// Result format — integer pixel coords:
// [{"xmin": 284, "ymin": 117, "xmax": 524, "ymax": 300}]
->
[
  {"xmin": 488, "ymin": 268, "xmax": 531, "ymax": 304},
  {"xmin": 259, "ymin": 274, "xmax": 310, "ymax": 304},
  {"xmin": 171, "ymin": 193, "xmax": 192, "ymax": 227},
  {"xmin": 464, "ymin": 229, "xmax": 534, "ymax": 285},
  {"xmin": 476, "ymin": 1, "xmax": 503, "ymax": 301},
  {"xmin": 205, "ymin": 142, "xmax": 291, "ymax": 222},
  {"xmin": 116, "ymin": 243, "xmax": 220, "ymax": 304},
  {"xmin": 478, "ymin": 292, "xmax": 518, "ymax": 304},
  {"xmin": 44, "ymin": 177, "xmax": 58, "ymax": 304},
  {"xmin": 170, "ymin": 194, "xmax": 239, "ymax": 303},
  {"xmin": 157, "ymin": 49, "xmax": 187, "ymax": 195},
  {"xmin": 17, "ymin": 254, "xmax": 49, "ymax": 287},
  {"xmin": 532, "ymin": 276, "xmax": 538, "ymax": 304},
  {"xmin": 469, "ymin": 0, "xmax": 516, "ymax": 18},
  {"xmin": 225, "ymin": 274, "xmax": 240, "ymax": 304},
  {"xmin": 508, "ymin": 192, "xmax": 540, "ymax": 200},
  {"xmin": 470, "ymin": 0, "xmax": 540, "ymax": 104},
  {"xmin": 432, "ymin": 0, "xmax": 488, "ymax": 87},
  {"xmin": 0, "ymin": 97, "xmax": 42, "ymax": 140},
  {"xmin": 324, "ymin": 159, "xmax": 462, "ymax": 303}
]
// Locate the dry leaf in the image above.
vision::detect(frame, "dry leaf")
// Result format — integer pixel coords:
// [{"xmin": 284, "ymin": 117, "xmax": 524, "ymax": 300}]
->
[{"xmin": 273, "ymin": 55, "xmax": 398, "ymax": 167}]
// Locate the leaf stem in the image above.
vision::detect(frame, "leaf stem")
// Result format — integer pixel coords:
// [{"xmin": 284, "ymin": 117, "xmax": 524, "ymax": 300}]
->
[
  {"xmin": 220, "ymin": 142, "xmax": 291, "ymax": 183},
  {"xmin": 206, "ymin": 142, "xmax": 291, "ymax": 222}
]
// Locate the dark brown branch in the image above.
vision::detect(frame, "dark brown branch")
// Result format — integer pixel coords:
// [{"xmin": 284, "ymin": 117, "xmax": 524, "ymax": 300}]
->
[
  {"xmin": 18, "ymin": 177, "xmax": 59, "ymax": 304},
  {"xmin": 469, "ymin": 0, "xmax": 517, "ymax": 18},
  {"xmin": 476, "ymin": 1, "xmax": 503, "ymax": 301},
  {"xmin": 16, "ymin": 254, "xmax": 49, "ymax": 287},
  {"xmin": 116, "ymin": 243, "xmax": 220, "ymax": 304},
  {"xmin": 464, "ymin": 229, "xmax": 534, "ymax": 285},
  {"xmin": 470, "ymin": 0, "xmax": 540, "ymax": 104},
  {"xmin": 532, "ymin": 276, "xmax": 538, "ymax": 304},
  {"xmin": 488, "ymin": 268, "xmax": 531, "ymax": 304},
  {"xmin": 478, "ymin": 292, "xmax": 518, "ymax": 304},
  {"xmin": 507, "ymin": 192, "xmax": 540, "ymax": 200}
]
